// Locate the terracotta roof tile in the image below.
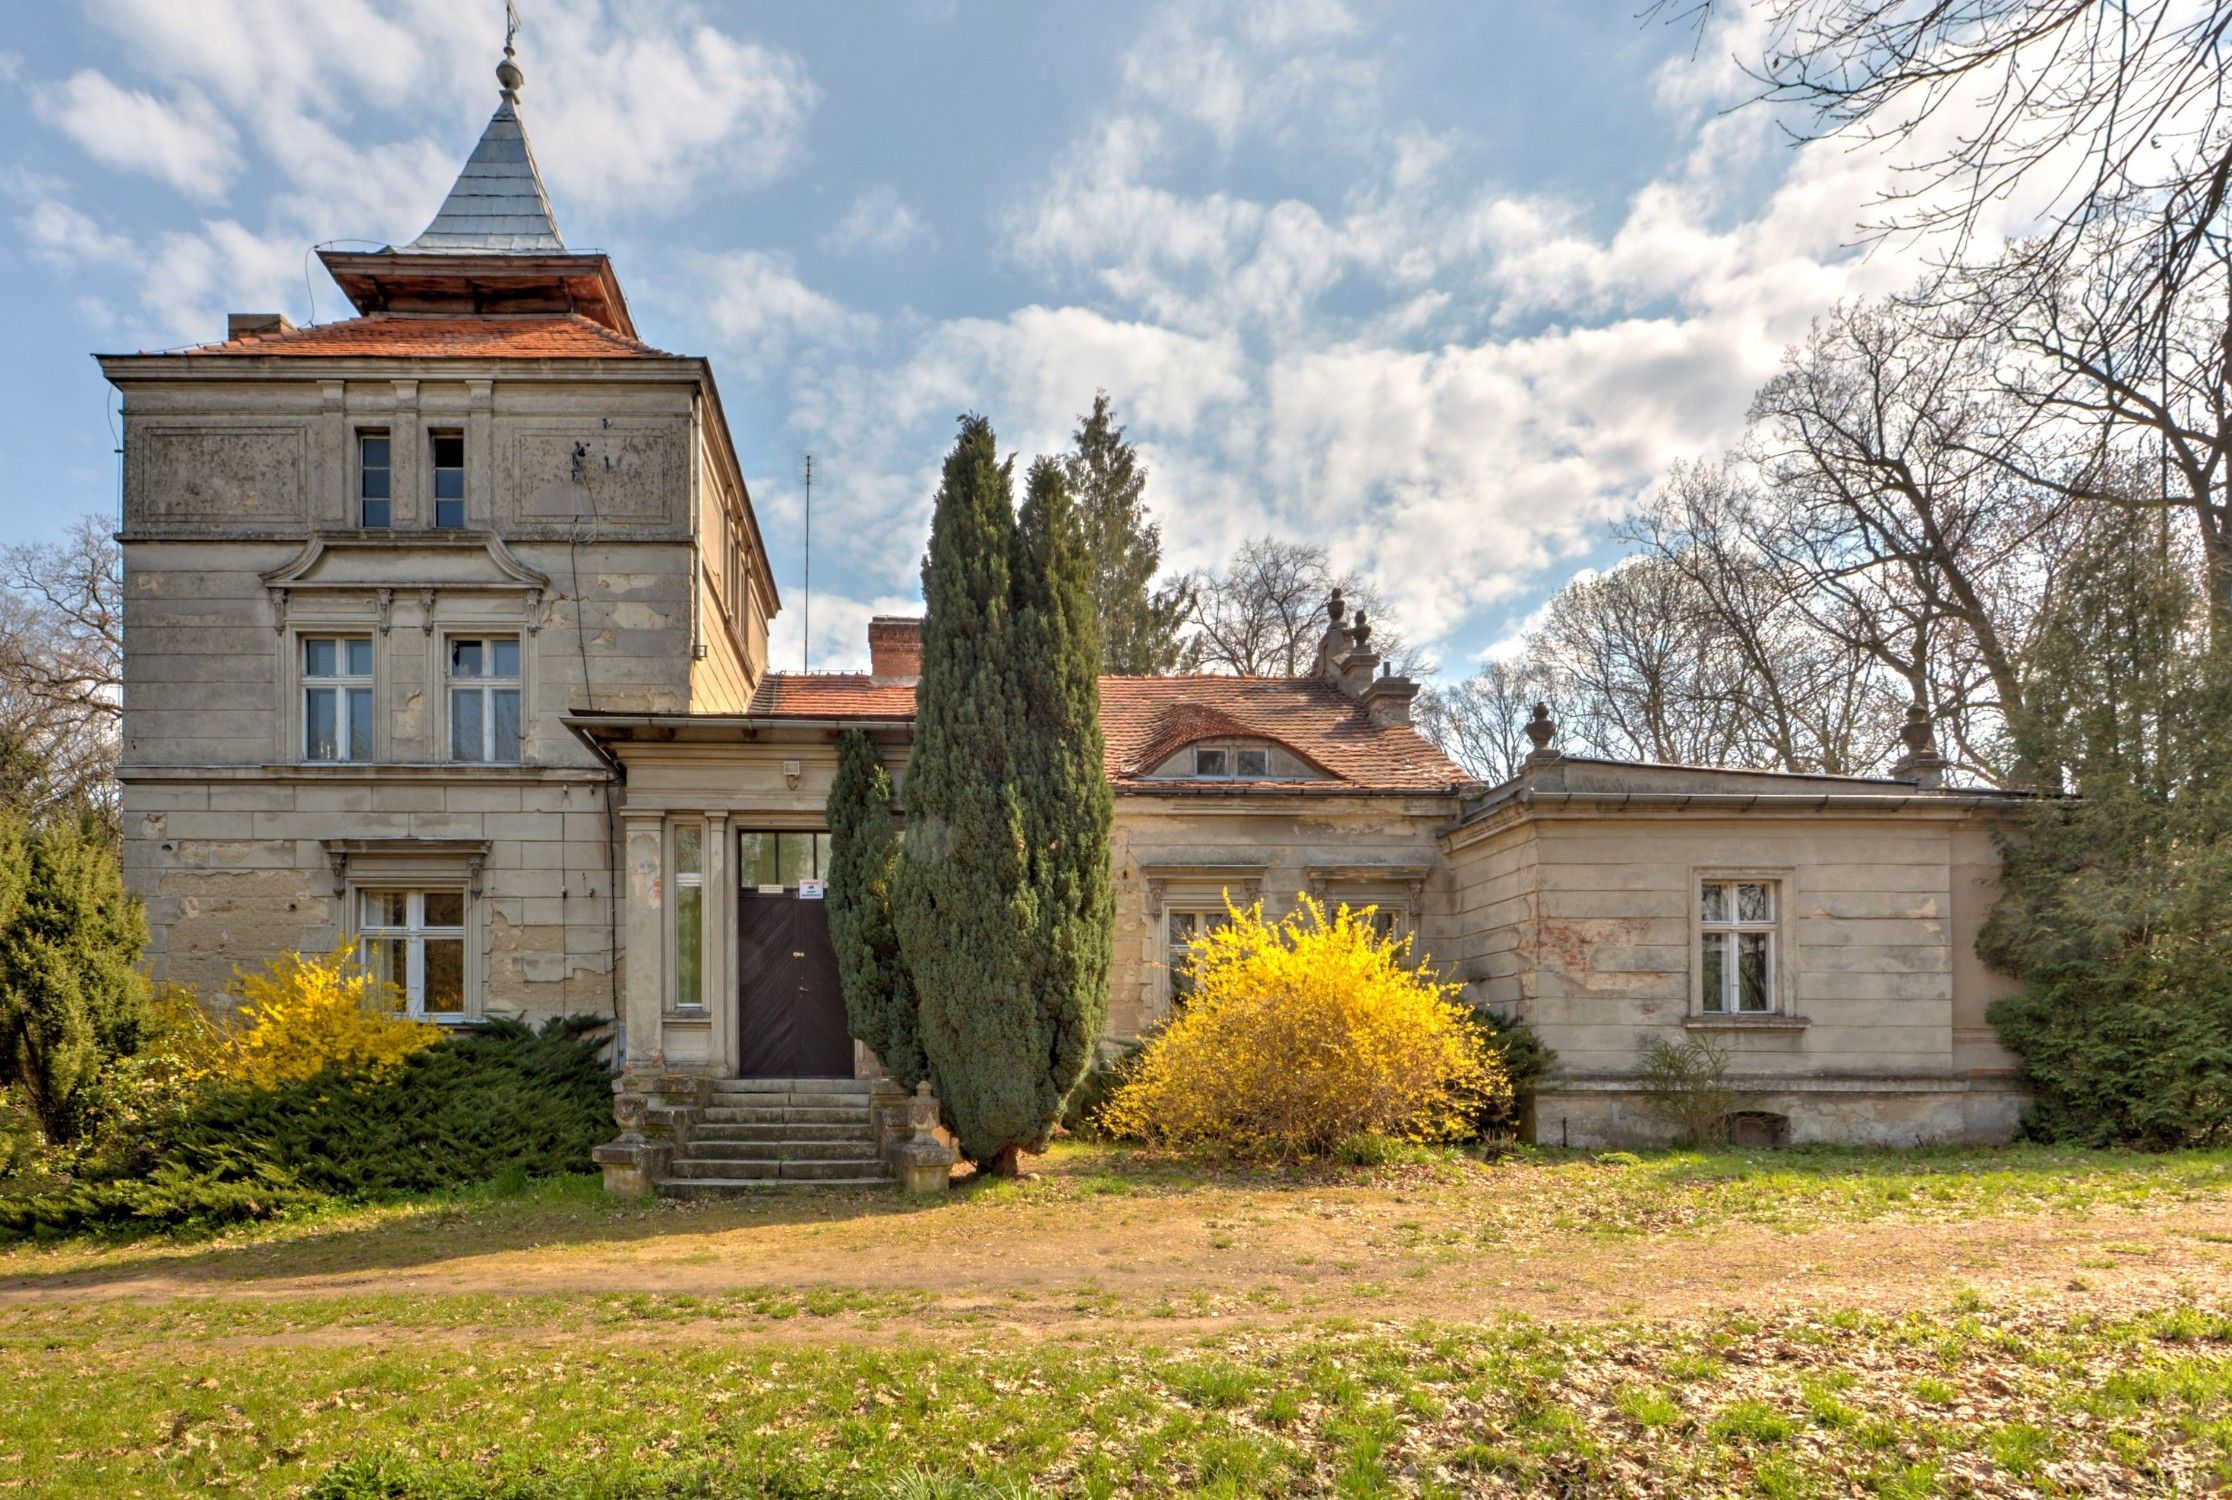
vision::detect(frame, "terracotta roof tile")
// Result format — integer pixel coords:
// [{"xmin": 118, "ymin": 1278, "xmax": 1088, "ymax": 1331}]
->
[
  {"xmin": 745, "ymin": 672, "xmax": 1469, "ymax": 794},
  {"xmin": 175, "ymin": 313, "xmax": 671, "ymax": 359}
]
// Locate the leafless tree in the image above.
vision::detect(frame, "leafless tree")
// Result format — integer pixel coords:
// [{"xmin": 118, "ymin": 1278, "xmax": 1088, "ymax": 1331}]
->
[
  {"xmin": 1182, "ymin": 537, "xmax": 1432, "ymax": 677},
  {"xmin": 1737, "ymin": 297, "xmax": 2080, "ymax": 781},
  {"xmin": 1529, "ymin": 556, "xmax": 1755, "ymax": 766},
  {"xmin": 1961, "ymin": 233, "xmax": 2232, "ymax": 634},
  {"xmin": 1676, "ymin": 1, "xmax": 2232, "ymax": 340},
  {"xmin": 1625, "ymin": 459, "xmax": 1902, "ymax": 774},
  {"xmin": 1415, "ymin": 657, "xmax": 1554, "ymax": 783},
  {"xmin": 0, "ymin": 517, "xmax": 124, "ymax": 823}
]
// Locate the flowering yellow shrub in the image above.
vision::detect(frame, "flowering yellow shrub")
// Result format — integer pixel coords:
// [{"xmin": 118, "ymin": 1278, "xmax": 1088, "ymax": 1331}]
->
[
  {"xmin": 1099, "ymin": 895, "xmax": 1507, "ymax": 1157},
  {"xmin": 212, "ymin": 949, "xmax": 437, "ymax": 1090}
]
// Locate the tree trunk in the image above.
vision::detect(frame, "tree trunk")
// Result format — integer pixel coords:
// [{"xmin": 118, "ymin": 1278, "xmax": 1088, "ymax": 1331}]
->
[{"xmin": 978, "ymin": 1144, "xmax": 1026, "ymax": 1178}]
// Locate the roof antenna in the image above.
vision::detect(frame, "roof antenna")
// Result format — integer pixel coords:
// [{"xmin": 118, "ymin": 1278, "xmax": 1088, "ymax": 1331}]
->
[{"xmin": 801, "ymin": 452, "xmax": 814, "ymax": 673}]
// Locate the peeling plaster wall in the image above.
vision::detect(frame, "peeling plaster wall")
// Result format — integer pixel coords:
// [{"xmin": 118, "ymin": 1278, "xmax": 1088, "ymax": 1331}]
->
[{"xmin": 1444, "ymin": 808, "xmax": 2025, "ymax": 1147}]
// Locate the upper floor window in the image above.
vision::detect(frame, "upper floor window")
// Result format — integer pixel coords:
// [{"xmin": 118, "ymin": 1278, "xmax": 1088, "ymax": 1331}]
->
[
  {"xmin": 303, "ymin": 636, "xmax": 372, "ymax": 761},
  {"xmin": 431, "ymin": 432, "xmax": 465, "ymax": 529},
  {"xmin": 1700, "ymin": 879, "xmax": 1776, "ymax": 1014},
  {"xmin": 448, "ymin": 637, "xmax": 521, "ymax": 763},
  {"xmin": 359, "ymin": 432, "xmax": 391, "ymax": 528},
  {"xmin": 1192, "ymin": 745, "xmax": 1269, "ymax": 778}
]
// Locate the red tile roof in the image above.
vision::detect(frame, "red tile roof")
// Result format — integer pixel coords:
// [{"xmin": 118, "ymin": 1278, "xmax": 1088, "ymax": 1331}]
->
[
  {"xmin": 744, "ymin": 673, "xmax": 1469, "ymax": 794},
  {"xmin": 175, "ymin": 313, "xmax": 672, "ymax": 359}
]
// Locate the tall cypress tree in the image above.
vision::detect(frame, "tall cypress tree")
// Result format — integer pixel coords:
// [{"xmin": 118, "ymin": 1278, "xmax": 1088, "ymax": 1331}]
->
[
  {"xmin": 0, "ymin": 812, "xmax": 150, "ymax": 1143},
  {"xmin": 825, "ymin": 729, "xmax": 927, "ymax": 1089},
  {"xmin": 1064, "ymin": 392, "xmax": 1192, "ymax": 674},
  {"xmin": 892, "ymin": 416, "xmax": 1042, "ymax": 1171},
  {"xmin": 1013, "ymin": 457, "xmax": 1115, "ymax": 1139}
]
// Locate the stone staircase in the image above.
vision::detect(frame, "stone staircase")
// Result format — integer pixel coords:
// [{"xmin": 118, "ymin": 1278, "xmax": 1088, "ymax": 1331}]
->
[{"xmin": 655, "ymin": 1078, "xmax": 893, "ymax": 1198}]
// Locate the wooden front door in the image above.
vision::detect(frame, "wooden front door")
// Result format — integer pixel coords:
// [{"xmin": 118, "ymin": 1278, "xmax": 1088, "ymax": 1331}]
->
[{"xmin": 735, "ymin": 890, "xmax": 852, "ymax": 1079}]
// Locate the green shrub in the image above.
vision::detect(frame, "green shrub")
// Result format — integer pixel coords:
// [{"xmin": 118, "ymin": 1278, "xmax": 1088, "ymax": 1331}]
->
[
  {"xmin": 0, "ymin": 1015, "xmax": 612, "ymax": 1237},
  {"xmin": 1059, "ymin": 1031, "xmax": 1151, "ymax": 1139},
  {"xmin": 1459, "ymin": 1006, "xmax": 1556, "ymax": 1138}
]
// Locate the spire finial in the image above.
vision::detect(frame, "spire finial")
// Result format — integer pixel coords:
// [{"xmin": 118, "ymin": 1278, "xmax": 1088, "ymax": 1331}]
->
[{"xmin": 497, "ymin": 0, "xmax": 525, "ymax": 103}]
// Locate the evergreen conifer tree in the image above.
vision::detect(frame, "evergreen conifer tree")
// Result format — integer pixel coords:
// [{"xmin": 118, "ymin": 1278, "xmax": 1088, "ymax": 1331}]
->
[
  {"xmin": 1063, "ymin": 392, "xmax": 1192, "ymax": 673},
  {"xmin": 892, "ymin": 416, "xmax": 1043, "ymax": 1170},
  {"xmin": 1981, "ymin": 510, "xmax": 2232, "ymax": 1146},
  {"xmin": 0, "ymin": 812, "xmax": 150, "ymax": 1143},
  {"xmin": 1013, "ymin": 457, "xmax": 1115, "ymax": 1137},
  {"xmin": 825, "ymin": 729, "xmax": 927, "ymax": 1089}
]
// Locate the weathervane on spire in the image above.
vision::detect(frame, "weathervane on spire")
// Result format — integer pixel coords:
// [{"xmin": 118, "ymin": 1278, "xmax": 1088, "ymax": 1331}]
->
[{"xmin": 498, "ymin": 1, "xmax": 525, "ymax": 104}]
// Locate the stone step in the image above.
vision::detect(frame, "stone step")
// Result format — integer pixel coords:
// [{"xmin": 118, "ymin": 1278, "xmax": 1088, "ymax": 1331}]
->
[
  {"xmin": 666, "ymin": 1156, "xmax": 892, "ymax": 1183},
  {"xmin": 713, "ymin": 1077, "xmax": 874, "ymax": 1095},
  {"xmin": 657, "ymin": 1176, "xmax": 892, "ymax": 1198},
  {"xmin": 693, "ymin": 1121, "xmax": 878, "ymax": 1144},
  {"xmin": 684, "ymin": 1140, "xmax": 884, "ymax": 1164},
  {"xmin": 702, "ymin": 1101, "xmax": 874, "ymax": 1119}
]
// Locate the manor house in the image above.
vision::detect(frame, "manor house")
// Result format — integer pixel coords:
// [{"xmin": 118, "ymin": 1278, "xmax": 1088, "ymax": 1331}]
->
[{"xmin": 103, "ymin": 50, "xmax": 2028, "ymax": 1170}]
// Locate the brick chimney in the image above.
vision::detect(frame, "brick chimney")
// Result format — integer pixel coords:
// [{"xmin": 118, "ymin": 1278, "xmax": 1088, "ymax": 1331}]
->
[{"xmin": 867, "ymin": 616, "xmax": 923, "ymax": 683}]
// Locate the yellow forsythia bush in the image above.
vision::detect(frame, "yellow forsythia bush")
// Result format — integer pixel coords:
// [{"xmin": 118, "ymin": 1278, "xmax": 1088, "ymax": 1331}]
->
[
  {"xmin": 1099, "ymin": 895, "xmax": 1507, "ymax": 1157},
  {"xmin": 212, "ymin": 949, "xmax": 438, "ymax": 1089}
]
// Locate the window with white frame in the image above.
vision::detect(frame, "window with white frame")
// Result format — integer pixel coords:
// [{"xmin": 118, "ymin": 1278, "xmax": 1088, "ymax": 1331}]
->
[
  {"xmin": 1699, "ymin": 879, "xmax": 1777, "ymax": 1014},
  {"xmin": 303, "ymin": 636, "xmax": 373, "ymax": 761},
  {"xmin": 672, "ymin": 823, "xmax": 704, "ymax": 1010},
  {"xmin": 448, "ymin": 637, "xmax": 521, "ymax": 763},
  {"xmin": 358, "ymin": 888, "xmax": 466, "ymax": 1016},
  {"xmin": 1165, "ymin": 908, "xmax": 1233, "ymax": 1003}
]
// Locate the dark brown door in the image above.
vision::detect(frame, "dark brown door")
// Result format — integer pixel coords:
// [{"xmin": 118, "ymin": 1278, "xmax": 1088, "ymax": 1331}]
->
[{"xmin": 736, "ymin": 893, "xmax": 853, "ymax": 1078}]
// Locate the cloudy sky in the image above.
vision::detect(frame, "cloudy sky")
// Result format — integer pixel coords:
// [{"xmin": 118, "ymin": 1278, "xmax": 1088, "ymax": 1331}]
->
[{"xmin": 0, "ymin": 0, "xmax": 2016, "ymax": 674}]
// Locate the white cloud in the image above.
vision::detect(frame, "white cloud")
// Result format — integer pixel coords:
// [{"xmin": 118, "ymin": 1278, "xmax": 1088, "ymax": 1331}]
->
[
  {"xmin": 686, "ymin": 251, "xmax": 876, "ymax": 378},
  {"xmin": 20, "ymin": 200, "xmax": 136, "ymax": 272},
  {"xmin": 829, "ymin": 186, "xmax": 926, "ymax": 255},
  {"xmin": 35, "ymin": 72, "xmax": 240, "ymax": 199}
]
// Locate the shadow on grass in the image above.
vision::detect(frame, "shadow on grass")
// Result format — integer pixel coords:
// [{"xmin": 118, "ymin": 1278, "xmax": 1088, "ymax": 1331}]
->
[{"xmin": 0, "ymin": 1144, "xmax": 1240, "ymax": 1294}]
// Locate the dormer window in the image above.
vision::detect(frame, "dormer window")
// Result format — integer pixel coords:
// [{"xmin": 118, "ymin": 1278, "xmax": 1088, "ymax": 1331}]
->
[{"xmin": 1191, "ymin": 745, "xmax": 1271, "ymax": 779}]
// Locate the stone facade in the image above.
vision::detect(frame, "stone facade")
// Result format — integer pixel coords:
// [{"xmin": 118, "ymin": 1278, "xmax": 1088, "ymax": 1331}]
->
[{"xmin": 107, "ymin": 58, "xmax": 2032, "ymax": 1154}]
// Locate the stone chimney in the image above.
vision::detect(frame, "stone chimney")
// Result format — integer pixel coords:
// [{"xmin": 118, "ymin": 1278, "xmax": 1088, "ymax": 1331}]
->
[
  {"xmin": 227, "ymin": 312, "xmax": 295, "ymax": 341},
  {"xmin": 1362, "ymin": 663, "xmax": 1418, "ymax": 726},
  {"xmin": 867, "ymin": 616, "xmax": 923, "ymax": 683}
]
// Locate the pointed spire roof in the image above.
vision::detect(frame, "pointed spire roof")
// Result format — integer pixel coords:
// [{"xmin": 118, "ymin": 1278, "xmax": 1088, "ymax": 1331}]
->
[{"xmin": 398, "ymin": 42, "xmax": 563, "ymax": 254}]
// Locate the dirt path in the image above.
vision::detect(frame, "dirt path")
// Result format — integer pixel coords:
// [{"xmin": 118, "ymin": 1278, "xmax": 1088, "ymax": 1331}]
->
[{"xmin": 8, "ymin": 1188, "xmax": 2228, "ymax": 1341}]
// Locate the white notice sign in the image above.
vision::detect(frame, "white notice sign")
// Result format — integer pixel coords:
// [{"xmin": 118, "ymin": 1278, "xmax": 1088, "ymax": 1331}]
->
[{"xmin": 798, "ymin": 879, "xmax": 827, "ymax": 901}]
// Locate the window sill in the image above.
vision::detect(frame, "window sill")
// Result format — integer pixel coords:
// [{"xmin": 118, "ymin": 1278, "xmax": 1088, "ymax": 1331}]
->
[
  {"xmin": 1684, "ymin": 1013, "xmax": 1809, "ymax": 1032},
  {"xmin": 663, "ymin": 1010, "xmax": 713, "ymax": 1026}
]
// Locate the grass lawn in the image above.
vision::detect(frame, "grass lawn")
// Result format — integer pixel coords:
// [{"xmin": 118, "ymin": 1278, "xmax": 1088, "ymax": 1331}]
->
[{"xmin": 3, "ymin": 1142, "xmax": 2230, "ymax": 1496}]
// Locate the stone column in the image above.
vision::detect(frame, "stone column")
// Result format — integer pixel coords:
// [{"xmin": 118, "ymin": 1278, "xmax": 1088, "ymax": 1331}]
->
[
  {"xmin": 706, "ymin": 811, "xmax": 735, "ymax": 1077},
  {"xmin": 620, "ymin": 809, "xmax": 665, "ymax": 1073}
]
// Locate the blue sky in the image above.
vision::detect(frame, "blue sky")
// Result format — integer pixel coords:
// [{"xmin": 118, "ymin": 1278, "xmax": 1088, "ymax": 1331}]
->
[{"xmin": 0, "ymin": 0, "xmax": 1991, "ymax": 675}]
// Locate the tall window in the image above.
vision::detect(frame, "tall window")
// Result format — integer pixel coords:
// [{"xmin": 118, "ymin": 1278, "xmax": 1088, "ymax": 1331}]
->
[
  {"xmin": 1166, "ymin": 908, "xmax": 1233, "ymax": 1004},
  {"xmin": 673, "ymin": 824, "xmax": 704, "ymax": 1009},
  {"xmin": 448, "ymin": 637, "xmax": 520, "ymax": 762},
  {"xmin": 359, "ymin": 432, "xmax": 391, "ymax": 528},
  {"xmin": 303, "ymin": 636, "xmax": 372, "ymax": 761},
  {"xmin": 1700, "ymin": 879, "xmax": 1776, "ymax": 1013},
  {"xmin": 430, "ymin": 432, "xmax": 465, "ymax": 528},
  {"xmin": 359, "ymin": 888, "xmax": 465, "ymax": 1016}
]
